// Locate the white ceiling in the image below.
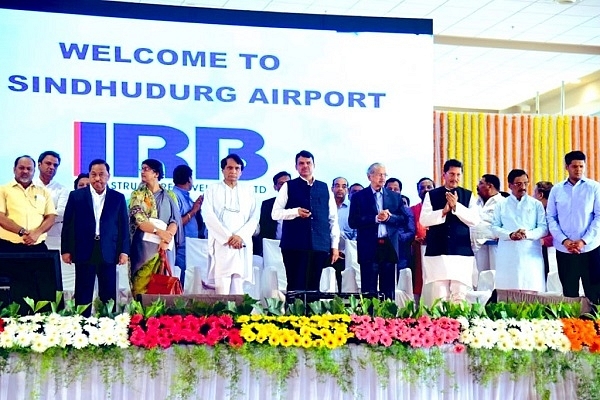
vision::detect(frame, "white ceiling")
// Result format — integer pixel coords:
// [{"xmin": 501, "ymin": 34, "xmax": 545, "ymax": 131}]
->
[{"xmin": 112, "ymin": 0, "xmax": 600, "ymax": 111}]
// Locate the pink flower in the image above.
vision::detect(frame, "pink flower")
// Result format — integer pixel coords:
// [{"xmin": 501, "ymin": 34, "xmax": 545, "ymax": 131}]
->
[
  {"xmin": 365, "ymin": 331, "xmax": 379, "ymax": 345},
  {"xmin": 379, "ymin": 333, "xmax": 393, "ymax": 347},
  {"xmin": 422, "ymin": 334, "xmax": 434, "ymax": 348}
]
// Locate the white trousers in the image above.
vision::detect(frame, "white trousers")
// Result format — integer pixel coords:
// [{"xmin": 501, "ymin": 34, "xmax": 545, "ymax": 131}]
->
[
  {"xmin": 215, "ymin": 274, "xmax": 244, "ymax": 295},
  {"xmin": 423, "ymin": 280, "xmax": 469, "ymax": 306},
  {"xmin": 473, "ymin": 244, "xmax": 497, "ymax": 288}
]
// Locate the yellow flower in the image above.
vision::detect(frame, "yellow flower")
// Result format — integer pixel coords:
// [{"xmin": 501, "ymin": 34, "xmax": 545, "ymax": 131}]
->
[
  {"xmin": 319, "ymin": 329, "xmax": 332, "ymax": 339},
  {"xmin": 256, "ymin": 332, "xmax": 268, "ymax": 343},
  {"xmin": 325, "ymin": 336, "xmax": 337, "ymax": 349},
  {"xmin": 298, "ymin": 317, "xmax": 310, "ymax": 325},
  {"xmin": 250, "ymin": 315, "xmax": 263, "ymax": 322},
  {"xmin": 236, "ymin": 315, "xmax": 250, "ymax": 324},
  {"xmin": 333, "ymin": 332, "xmax": 346, "ymax": 347},
  {"xmin": 292, "ymin": 334, "xmax": 302, "ymax": 347},
  {"xmin": 301, "ymin": 336, "xmax": 312, "ymax": 348},
  {"xmin": 299, "ymin": 326, "xmax": 311, "ymax": 337},
  {"xmin": 280, "ymin": 333, "xmax": 293, "ymax": 347},
  {"xmin": 240, "ymin": 326, "xmax": 254, "ymax": 336},
  {"xmin": 241, "ymin": 331, "xmax": 256, "ymax": 342},
  {"xmin": 269, "ymin": 335, "xmax": 281, "ymax": 347},
  {"xmin": 313, "ymin": 339, "xmax": 324, "ymax": 348},
  {"xmin": 277, "ymin": 316, "xmax": 290, "ymax": 323}
]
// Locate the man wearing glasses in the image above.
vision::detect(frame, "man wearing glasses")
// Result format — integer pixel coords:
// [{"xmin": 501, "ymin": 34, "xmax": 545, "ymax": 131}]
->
[
  {"xmin": 202, "ymin": 154, "xmax": 258, "ymax": 295},
  {"xmin": 491, "ymin": 169, "xmax": 548, "ymax": 293}
]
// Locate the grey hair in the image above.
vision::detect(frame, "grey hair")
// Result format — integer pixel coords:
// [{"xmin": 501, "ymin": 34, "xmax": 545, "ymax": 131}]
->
[{"xmin": 367, "ymin": 163, "xmax": 385, "ymax": 175}]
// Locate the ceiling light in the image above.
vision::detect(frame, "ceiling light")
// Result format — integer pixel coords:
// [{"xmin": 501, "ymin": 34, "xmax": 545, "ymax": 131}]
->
[{"xmin": 554, "ymin": 0, "xmax": 580, "ymax": 4}]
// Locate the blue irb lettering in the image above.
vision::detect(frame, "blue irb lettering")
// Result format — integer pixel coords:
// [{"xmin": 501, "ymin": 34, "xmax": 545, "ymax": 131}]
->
[{"xmin": 75, "ymin": 123, "xmax": 268, "ymax": 180}]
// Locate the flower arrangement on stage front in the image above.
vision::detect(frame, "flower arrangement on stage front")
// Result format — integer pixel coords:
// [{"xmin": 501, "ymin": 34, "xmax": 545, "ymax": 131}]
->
[
  {"xmin": 0, "ymin": 313, "xmax": 130, "ymax": 352},
  {"xmin": 457, "ymin": 317, "xmax": 571, "ymax": 352},
  {"xmin": 350, "ymin": 315, "xmax": 461, "ymax": 349},
  {"xmin": 236, "ymin": 314, "xmax": 353, "ymax": 349},
  {"xmin": 129, "ymin": 314, "xmax": 243, "ymax": 349}
]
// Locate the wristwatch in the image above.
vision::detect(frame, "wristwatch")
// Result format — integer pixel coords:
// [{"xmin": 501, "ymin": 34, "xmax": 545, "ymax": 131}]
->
[{"xmin": 18, "ymin": 228, "xmax": 26, "ymax": 237}]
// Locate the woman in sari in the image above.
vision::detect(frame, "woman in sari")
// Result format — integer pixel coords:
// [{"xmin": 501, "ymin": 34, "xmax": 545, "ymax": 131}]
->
[{"xmin": 129, "ymin": 159, "xmax": 183, "ymax": 296}]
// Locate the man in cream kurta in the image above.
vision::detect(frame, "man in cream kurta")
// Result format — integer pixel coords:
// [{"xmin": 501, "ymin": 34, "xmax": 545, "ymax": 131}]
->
[
  {"xmin": 202, "ymin": 154, "xmax": 258, "ymax": 295},
  {"xmin": 492, "ymin": 169, "xmax": 548, "ymax": 292}
]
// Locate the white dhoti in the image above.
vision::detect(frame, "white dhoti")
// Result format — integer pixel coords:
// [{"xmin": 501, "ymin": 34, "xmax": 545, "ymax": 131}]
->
[{"xmin": 422, "ymin": 255, "xmax": 474, "ymax": 306}]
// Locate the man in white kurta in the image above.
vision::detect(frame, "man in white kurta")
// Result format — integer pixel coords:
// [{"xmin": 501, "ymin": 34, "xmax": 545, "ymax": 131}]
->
[
  {"xmin": 420, "ymin": 160, "xmax": 480, "ymax": 305},
  {"xmin": 492, "ymin": 169, "xmax": 548, "ymax": 292},
  {"xmin": 470, "ymin": 174, "xmax": 505, "ymax": 287},
  {"xmin": 202, "ymin": 155, "xmax": 258, "ymax": 295}
]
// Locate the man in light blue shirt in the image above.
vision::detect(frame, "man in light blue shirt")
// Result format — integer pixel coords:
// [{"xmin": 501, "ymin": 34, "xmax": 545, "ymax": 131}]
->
[
  {"xmin": 332, "ymin": 177, "xmax": 355, "ymax": 241},
  {"xmin": 172, "ymin": 164, "xmax": 204, "ymax": 289},
  {"xmin": 547, "ymin": 151, "xmax": 600, "ymax": 303}
]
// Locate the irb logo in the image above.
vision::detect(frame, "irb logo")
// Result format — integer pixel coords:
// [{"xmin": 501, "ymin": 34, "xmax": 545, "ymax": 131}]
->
[{"xmin": 74, "ymin": 122, "xmax": 268, "ymax": 179}]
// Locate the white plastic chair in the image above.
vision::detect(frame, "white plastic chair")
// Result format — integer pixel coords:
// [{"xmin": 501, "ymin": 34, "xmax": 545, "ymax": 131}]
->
[
  {"xmin": 395, "ymin": 268, "xmax": 414, "ymax": 307},
  {"xmin": 344, "ymin": 239, "xmax": 361, "ymax": 291},
  {"xmin": 186, "ymin": 238, "xmax": 214, "ymax": 294}
]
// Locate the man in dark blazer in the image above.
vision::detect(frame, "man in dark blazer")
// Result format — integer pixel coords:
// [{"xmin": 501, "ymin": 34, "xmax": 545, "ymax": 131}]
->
[
  {"xmin": 253, "ymin": 171, "xmax": 290, "ymax": 256},
  {"xmin": 61, "ymin": 159, "xmax": 129, "ymax": 315},
  {"xmin": 349, "ymin": 163, "xmax": 408, "ymax": 300}
]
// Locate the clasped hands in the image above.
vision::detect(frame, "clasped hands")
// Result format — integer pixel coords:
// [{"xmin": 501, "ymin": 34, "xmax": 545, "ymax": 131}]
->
[
  {"xmin": 442, "ymin": 192, "xmax": 458, "ymax": 215},
  {"xmin": 563, "ymin": 238, "xmax": 585, "ymax": 254},
  {"xmin": 509, "ymin": 229, "xmax": 527, "ymax": 241},
  {"xmin": 157, "ymin": 229, "xmax": 174, "ymax": 251},
  {"xmin": 227, "ymin": 234, "xmax": 244, "ymax": 249},
  {"xmin": 21, "ymin": 229, "xmax": 40, "ymax": 245}
]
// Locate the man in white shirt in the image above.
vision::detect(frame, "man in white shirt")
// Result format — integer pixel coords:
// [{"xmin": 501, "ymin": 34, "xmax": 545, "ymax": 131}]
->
[
  {"xmin": 202, "ymin": 154, "xmax": 259, "ymax": 295},
  {"xmin": 470, "ymin": 174, "xmax": 504, "ymax": 287},
  {"xmin": 33, "ymin": 151, "xmax": 69, "ymax": 251}
]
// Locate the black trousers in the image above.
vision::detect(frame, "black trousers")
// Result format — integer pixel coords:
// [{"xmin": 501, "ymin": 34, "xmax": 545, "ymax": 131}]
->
[
  {"xmin": 556, "ymin": 247, "xmax": 600, "ymax": 304},
  {"xmin": 74, "ymin": 241, "xmax": 116, "ymax": 317},
  {"xmin": 0, "ymin": 239, "xmax": 49, "ymax": 314},
  {"xmin": 360, "ymin": 238, "xmax": 398, "ymax": 300},
  {"xmin": 281, "ymin": 249, "xmax": 329, "ymax": 292}
]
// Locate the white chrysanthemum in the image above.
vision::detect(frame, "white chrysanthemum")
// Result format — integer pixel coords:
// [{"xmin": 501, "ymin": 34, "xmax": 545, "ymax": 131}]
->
[
  {"xmin": 115, "ymin": 338, "xmax": 130, "ymax": 349},
  {"xmin": 45, "ymin": 332, "xmax": 60, "ymax": 348},
  {"xmin": 497, "ymin": 338, "xmax": 512, "ymax": 351},
  {"xmin": 459, "ymin": 330, "xmax": 474, "ymax": 344},
  {"xmin": 114, "ymin": 313, "xmax": 131, "ymax": 326},
  {"xmin": 88, "ymin": 330, "xmax": 104, "ymax": 346},
  {"xmin": 15, "ymin": 332, "xmax": 34, "ymax": 347},
  {"xmin": 0, "ymin": 334, "xmax": 15, "ymax": 348},
  {"xmin": 470, "ymin": 335, "xmax": 483, "ymax": 349},
  {"xmin": 71, "ymin": 334, "xmax": 89, "ymax": 349}
]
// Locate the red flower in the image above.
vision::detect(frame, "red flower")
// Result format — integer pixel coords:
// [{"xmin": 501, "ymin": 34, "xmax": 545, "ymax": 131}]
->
[
  {"xmin": 454, "ymin": 343, "xmax": 466, "ymax": 354},
  {"xmin": 228, "ymin": 331, "xmax": 243, "ymax": 347},
  {"xmin": 129, "ymin": 314, "xmax": 144, "ymax": 326}
]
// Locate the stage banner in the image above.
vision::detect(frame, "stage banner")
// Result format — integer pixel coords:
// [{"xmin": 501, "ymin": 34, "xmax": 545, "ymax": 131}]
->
[{"xmin": 0, "ymin": 3, "xmax": 433, "ymax": 201}]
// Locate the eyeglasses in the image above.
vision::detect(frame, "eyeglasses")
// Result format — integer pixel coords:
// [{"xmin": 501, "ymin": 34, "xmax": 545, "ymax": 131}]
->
[
  {"xmin": 512, "ymin": 181, "xmax": 529, "ymax": 187},
  {"xmin": 371, "ymin": 173, "xmax": 388, "ymax": 178},
  {"xmin": 140, "ymin": 166, "xmax": 153, "ymax": 172}
]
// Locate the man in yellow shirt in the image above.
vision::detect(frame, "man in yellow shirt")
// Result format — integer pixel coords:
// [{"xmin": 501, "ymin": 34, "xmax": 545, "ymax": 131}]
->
[{"xmin": 0, "ymin": 155, "xmax": 57, "ymax": 252}]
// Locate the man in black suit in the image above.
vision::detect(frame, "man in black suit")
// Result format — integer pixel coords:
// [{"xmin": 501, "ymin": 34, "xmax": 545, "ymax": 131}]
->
[
  {"xmin": 61, "ymin": 159, "xmax": 130, "ymax": 315},
  {"xmin": 253, "ymin": 171, "xmax": 290, "ymax": 256},
  {"xmin": 349, "ymin": 163, "xmax": 408, "ymax": 300}
]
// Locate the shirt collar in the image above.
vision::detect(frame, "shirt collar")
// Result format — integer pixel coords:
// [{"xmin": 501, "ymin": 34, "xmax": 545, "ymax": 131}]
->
[
  {"xmin": 90, "ymin": 185, "xmax": 106, "ymax": 197},
  {"xmin": 564, "ymin": 177, "xmax": 586, "ymax": 186},
  {"xmin": 11, "ymin": 178, "xmax": 36, "ymax": 189}
]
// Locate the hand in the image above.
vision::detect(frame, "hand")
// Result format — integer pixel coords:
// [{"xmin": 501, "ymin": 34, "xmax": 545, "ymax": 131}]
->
[
  {"xmin": 158, "ymin": 241, "xmax": 169, "ymax": 251},
  {"xmin": 442, "ymin": 202, "xmax": 452, "ymax": 216},
  {"xmin": 568, "ymin": 239, "xmax": 585, "ymax": 254},
  {"xmin": 118, "ymin": 253, "xmax": 129, "ymax": 265},
  {"xmin": 376, "ymin": 210, "xmax": 389, "ymax": 222},
  {"xmin": 23, "ymin": 229, "xmax": 40, "ymax": 245},
  {"xmin": 331, "ymin": 248, "xmax": 340, "ymax": 263},
  {"xmin": 62, "ymin": 253, "xmax": 72, "ymax": 264},
  {"xmin": 415, "ymin": 236, "xmax": 426, "ymax": 245},
  {"xmin": 509, "ymin": 230, "xmax": 525, "ymax": 241},
  {"xmin": 298, "ymin": 208, "xmax": 312, "ymax": 218},
  {"xmin": 228, "ymin": 234, "xmax": 244, "ymax": 249},
  {"xmin": 445, "ymin": 192, "xmax": 458, "ymax": 209},
  {"xmin": 157, "ymin": 229, "xmax": 173, "ymax": 243},
  {"xmin": 191, "ymin": 195, "xmax": 204, "ymax": 214}
]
